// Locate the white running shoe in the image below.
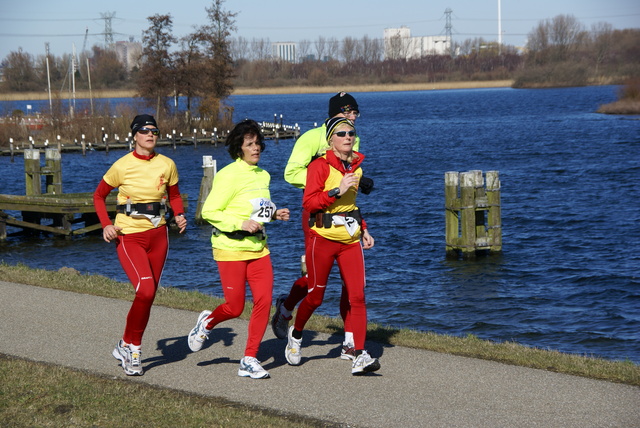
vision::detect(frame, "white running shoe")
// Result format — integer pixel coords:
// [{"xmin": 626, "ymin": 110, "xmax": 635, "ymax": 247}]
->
[
  {"xmin": 285, "ymin": 326, "xmax": 302, "ymax": 366},
  {"xmin": 112, "ymin": 340, "xmax": 144, "ymax": 376},
  {"xmin": 271, "ymin": 294, "xmax": 290, "ymax": 339},
  {"xmin": 351, "ymin": 350, "xmax": 380, "ymax": 375},
  {"xmin": 238, "ymin": 356, "xmax": 270, "ymax": 379},
  {"xmin": 188, "ymin": 310, "xmax": 212, "ymax": 352},
  {"xmin": 340, "ymin": 344, "xmax": 356, "ymax": 361}
]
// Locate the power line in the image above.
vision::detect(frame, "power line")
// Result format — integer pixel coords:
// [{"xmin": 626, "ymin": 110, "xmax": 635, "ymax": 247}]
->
[{"xmin": 0, "ymin": 32, "xmax": 127, "ymax": 38}]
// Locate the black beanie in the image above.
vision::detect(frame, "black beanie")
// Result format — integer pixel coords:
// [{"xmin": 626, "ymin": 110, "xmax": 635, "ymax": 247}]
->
[
  {"xmin": 325, "ymin": 117, "xmax": 355, "ymax": 142},
  {"xmin": 130, "ymin": 114, "xmax": 158, "ymax": 135},
  {"xmin": 328, "ymin": 92, "xmax": 359, "ymax": 118}
]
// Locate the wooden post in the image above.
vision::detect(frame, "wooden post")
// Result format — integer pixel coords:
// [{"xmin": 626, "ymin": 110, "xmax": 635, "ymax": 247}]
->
[
  {"xmin": 459, "ymin": 172, "xmax": 476, "ymax": 257},
  {"xmin": 470, "ymin": 170, "xmax": 488, "ymax": 244},
  {"xmin": 486, "ymin": 171, "xmax": 502, "ymax": 252},
  {"xmin": 44, "ymin": 148, "xmax": 62, "ymax": 194},
  {"xmin": 0, "ymin": 211, "xmax": 7, "ymax": 240},
  {"xmin": 445, "ymin": 171, "xmax": 460, "ymax": 256},
  {"xmin": 445, "ymin": 170, "xmax": 502, "ymax": 258},
  {"xmin": 24, "ymin": 149, "xmax": 42, "ymax": 196},
  {"xmin": 195, "ymin": 156, "xmax": 217, "ymax": 225}
]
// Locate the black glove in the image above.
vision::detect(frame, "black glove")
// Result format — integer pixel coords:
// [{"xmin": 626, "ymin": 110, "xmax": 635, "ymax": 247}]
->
[{"xmin": 360, "ymin": 176, "xmax": 374, "ymax": 194}]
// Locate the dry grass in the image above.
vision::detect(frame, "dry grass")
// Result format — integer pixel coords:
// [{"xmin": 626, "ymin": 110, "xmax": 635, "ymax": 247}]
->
[
  {"xmin": 597, "ymin": 99, "xmax": 640, "ymax": 114},
  {"xmin": 2, "ymin": 262, "xmax": 638, "ymax": 387},
  {"xmin": 231, "ymin": 80, "xmax": 513, "ymax": 95},
  {"xmin": 0, "ymin": 81, "xmax": 514, "ymax": 102}
]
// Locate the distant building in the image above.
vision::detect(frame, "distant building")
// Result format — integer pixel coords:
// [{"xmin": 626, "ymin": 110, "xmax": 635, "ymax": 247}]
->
[
  {"xmin": 272, "ymin": 42, "xmax": 297, "ymax": 63},
  {"xmin": 114, "ymin": 40, "xmax": 142, "ymax": 71},
  {"xmin": 384, "ymin": 26, "xmax": 451, "ymax": 59}
]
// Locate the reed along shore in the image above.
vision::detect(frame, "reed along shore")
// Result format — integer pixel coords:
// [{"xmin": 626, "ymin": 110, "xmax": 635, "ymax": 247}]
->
[{"xmin": 0, "ymin": 80, "xmax": 514, "ymax": 102}]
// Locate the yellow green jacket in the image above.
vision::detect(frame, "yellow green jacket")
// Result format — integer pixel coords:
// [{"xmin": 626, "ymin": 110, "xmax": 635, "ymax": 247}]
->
[{"xmin": 201, "ymin": 158, "xmax": 274, "ymax": 259}]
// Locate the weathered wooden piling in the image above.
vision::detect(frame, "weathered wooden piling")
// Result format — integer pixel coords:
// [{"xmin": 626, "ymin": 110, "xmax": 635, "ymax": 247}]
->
[
  {"xmin": 24, "ymin": 149, "xmax": 42, "ymax": 196},
  {"xmin": 445, "ymin": 170, "xmax": 501, "ymax": 258},
  {"xmin": 195, "ymin": 155, "xmax": 217, "ymax": 225},
  {"xmin": 44, "ymin": 148, "xmax": 62, "ymax": 194}
]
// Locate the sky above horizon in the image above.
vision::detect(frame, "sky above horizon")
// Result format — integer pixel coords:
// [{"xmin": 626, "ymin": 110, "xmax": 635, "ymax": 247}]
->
[{"xmin": 1, "ymin": 0, "xmax": 639, "ymax": 61}]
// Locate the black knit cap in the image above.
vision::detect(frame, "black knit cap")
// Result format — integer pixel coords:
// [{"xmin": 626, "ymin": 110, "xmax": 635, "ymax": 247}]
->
[
  {"xmin": 130, "ymin": 114, "xmax": 158, "ymax": 136},
  {"xmin": 328, "ymin": 92, "xmax": 359, "ymax": 118},
  {"xmin": 325, "ymin": 116, "xmax": 355, "ymax": 142}
]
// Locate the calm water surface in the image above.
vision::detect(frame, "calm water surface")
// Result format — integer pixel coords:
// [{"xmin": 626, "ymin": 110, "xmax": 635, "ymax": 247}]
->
[{"xmin": 1, "ymin": 86, "xmax": 639, "ymax": 363}]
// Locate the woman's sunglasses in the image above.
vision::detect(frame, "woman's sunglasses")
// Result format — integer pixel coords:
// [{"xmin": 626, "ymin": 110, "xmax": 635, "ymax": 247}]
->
[
  {"xmin": 138, "ymin": 128, "xmax": 160, "ymax": 136},
  {"xmin": 335, "ymin": 130, "xmax": 356, "ymax": 137}
]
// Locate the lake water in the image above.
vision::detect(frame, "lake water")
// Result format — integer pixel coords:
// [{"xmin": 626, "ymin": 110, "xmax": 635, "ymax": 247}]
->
[{"xmin": 1, "ymin": 86, "xmax": 639, "ymax": 364}]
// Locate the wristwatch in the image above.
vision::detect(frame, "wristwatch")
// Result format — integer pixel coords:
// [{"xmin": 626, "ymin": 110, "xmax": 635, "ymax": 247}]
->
[{"xmin": 328, "ymin": 187, "xmax": 341, "ymax": 198}]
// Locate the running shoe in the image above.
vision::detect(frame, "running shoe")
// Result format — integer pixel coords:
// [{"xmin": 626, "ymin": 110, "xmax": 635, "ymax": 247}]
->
[
  {"xmin": 188, "ymin": 310, "xmax": 212, "ymax": 352},
  {"xmin": 238, "ymin": 356, "xmax": 270, "ymax": 379},
  {"xmin": 351, "ymin": 350, "xmax": 380, "ymax": 375},
  {"xmin": 340, "ymin": 344, "xmax": 357, "ymax": 361},
  {"xmin": 285, "ymin": 326, "xmax": 302, "ymax": 366},
  {"xmin": 271, "ymin": 294, "xmax": 290, "ymax": 339},
  {"xmin": 112, "ymin": 340, "xmax": 144, "ymax": 376}
]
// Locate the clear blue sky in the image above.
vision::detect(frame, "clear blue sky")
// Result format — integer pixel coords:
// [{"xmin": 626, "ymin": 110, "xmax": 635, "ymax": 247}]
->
[{"xmin": 1, "ymin": 0, "xmax": 638, "ymax": 60}]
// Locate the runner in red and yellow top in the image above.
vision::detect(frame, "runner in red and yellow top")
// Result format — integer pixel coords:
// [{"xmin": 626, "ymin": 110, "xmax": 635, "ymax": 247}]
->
[
  {"xmin": 93, "ymin": 114, "xmax": 187, "ymax": 376},
  {"xmin": 284, "ymin": 116, "xmax": 381, "ymax": 376}
]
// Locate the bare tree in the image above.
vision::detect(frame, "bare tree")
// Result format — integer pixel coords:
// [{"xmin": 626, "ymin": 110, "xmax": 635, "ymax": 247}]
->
[
  {"xmin": 326, "ymin": 37, "xmax": 339, "ymax": 60},
  {"xmin": 173, "ymin": 33, "xmax": 204, "ymax": 121},
  {"xmin": 139, "ymin": 14, "xmax": 177, "ymax": 118},
  {"xmin": 251, "ymin": 38, "xmax": 271, "ymax": 61},
  {"xmin": 194, "ymin": 0, "xmax": 237, "ymax": 121},
  {"xmin": 591, "ymin": 22, "xmax": 613, "ymax": 76},
  {"xmin": 341, "ymin": 37, "xmax": 358, "ymax": 63},
  {"xmin": 1, "ymin": 49, "xmax": 40, "ymax": 92},
  {"xmin": 90, "ymin": 46, "xmax": 128, "ymax": 89},
  {"xmin": 526, "ymin": 14, "xmax": 585, "ymax": 62},
  {"xmin": 314, "ymin": 36, "xmax": 327, "ymax": 61},
  {"xmin": 298, "ymin": 39, "xmax": 311, "ymax": 61},
  {"xmin": 385, "ymin": 33, "xmax": 404, "ymax": 60},
  {"xmin": 368, "ymin": 37, "xmax": 384, "ymax": 63},
  {"xmin": 230, "ymin": 36, "xmax": 250, "ymax": 61}
]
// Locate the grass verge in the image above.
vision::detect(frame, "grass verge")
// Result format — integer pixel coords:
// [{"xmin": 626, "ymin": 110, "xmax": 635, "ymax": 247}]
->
[
  {"xmin": 0, "ymin": 355, "xmax": 334, "ymax": 428},
  {"xmin": 1, "ymin": 262, "xmax": 638, "ymax": 388}
]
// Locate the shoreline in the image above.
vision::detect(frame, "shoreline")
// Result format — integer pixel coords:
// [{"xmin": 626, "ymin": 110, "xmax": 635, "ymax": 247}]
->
[{"xmin": 0, "ymin": 80, "xmax": 513, "ymax": 102}]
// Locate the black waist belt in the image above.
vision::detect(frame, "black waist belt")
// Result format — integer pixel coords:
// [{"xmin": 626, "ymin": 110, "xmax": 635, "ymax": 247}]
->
[
  {"xmin": 212, "ymin": 226, "xmax": 266, "ymax": 241},
  {"xmin": 309, "ymin": 209, "xmax": 362, "ymax": 228},
  {"xmin": 116, "ymin": 202, "xmax": 163, "ymax": 216}
]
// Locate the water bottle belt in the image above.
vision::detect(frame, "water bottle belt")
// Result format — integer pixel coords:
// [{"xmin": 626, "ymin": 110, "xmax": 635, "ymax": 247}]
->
[
  {"xmin": 116, "ymin": 202, "xmax": 164, "ymax": 216},
  {"xmin": 309, "ymin": 209, "xmax": 361, "ymax": 228},
  {"xmin": 211, "ymin": 225, "xmax": 266, "ymax": 241}
]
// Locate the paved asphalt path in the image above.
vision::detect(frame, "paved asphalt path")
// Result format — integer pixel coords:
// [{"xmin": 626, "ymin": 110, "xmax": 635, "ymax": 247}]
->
[{"xmin": 1, "ymin": 280, "xmax": 638, "ymax": 427}]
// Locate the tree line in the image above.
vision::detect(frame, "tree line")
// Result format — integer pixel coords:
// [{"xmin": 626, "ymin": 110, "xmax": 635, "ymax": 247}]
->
[{"xmin": 1, "ymin": 10, "xmax": 639, "ymax": 123}]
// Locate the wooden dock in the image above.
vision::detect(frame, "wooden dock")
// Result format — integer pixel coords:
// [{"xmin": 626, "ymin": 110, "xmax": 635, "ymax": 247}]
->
[
  {"xmin": 0, "ymin": 192, "xmax": 188, "ymax": 240},
  {"xmin": 0, "ymin": 148, "xmax": 187, "ymax": 240}
]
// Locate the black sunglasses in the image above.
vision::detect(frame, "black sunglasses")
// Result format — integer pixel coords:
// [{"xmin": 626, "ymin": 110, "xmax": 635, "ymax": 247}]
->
[
  {"xmin": 138, "ymin": 128, "xmax": 160, "ymax": 136},
  {"xmin": 334, "ymin": 130, "xmax": 356, "ymax": 137}
]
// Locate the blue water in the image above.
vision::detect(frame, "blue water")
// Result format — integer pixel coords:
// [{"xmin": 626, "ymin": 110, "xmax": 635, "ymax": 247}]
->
[{"xmin": 1, "ymin": 86, "xmax": 639, "ymax": 364}]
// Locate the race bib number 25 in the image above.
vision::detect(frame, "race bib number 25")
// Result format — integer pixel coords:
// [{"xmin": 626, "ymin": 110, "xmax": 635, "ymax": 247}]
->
[{"xmin": 249, "ymin": 198, "xmax": 276, "ymax": 223}]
